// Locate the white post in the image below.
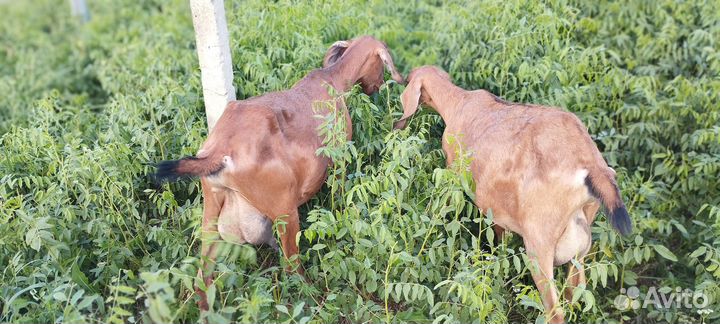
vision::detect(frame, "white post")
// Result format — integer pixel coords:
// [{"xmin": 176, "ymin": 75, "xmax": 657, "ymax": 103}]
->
[
  {"xmin": 69, "ymin": 0, "xmax": 89, "ymax": 22},
  {"xmin": 190, "ymin": 0, "xmax": 236, "ymax": 131}
]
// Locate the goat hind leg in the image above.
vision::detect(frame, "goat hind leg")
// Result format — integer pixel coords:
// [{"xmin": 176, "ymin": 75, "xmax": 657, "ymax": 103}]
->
[
  {"xmin": 275, "ymin": 208, "xmax": 304, "ymax": 275},
  {"xmin": 196, "ymin": 178, "xmax": 223, "ymax": 311},
  {"xmin": 524, "ymin": 236, "xmax": 565, "ymax": 324},
  {"xmin": 564, "ymin": 260, "xmax": 587, "ymax": 302}
]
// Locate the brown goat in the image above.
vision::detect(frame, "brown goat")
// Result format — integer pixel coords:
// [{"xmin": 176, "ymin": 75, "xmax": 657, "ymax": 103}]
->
[
  {"xmin": 155, "ymin": 36, "xmax": 403, "ymax": 310},
  {"xmin": 394, "ymin": 66, "xmax": 631, "ymax": 323}
]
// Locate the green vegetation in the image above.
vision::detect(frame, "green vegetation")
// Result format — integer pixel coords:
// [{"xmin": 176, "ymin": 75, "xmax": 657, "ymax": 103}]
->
[{"xmin": 1, "ymin": 0, "xmax": 719, "ymax": 323}]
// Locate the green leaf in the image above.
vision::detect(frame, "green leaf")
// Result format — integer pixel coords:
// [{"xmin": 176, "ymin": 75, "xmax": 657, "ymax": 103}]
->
[
  {"xmin": 71, "ymin": 263, "xmax": 98, "ymax": 294},
  {"xmin": 582, "ymin": 290, "xmax": 595, "ymax": 312},
  {"xmin": 52, "ymin": 292, "xmax": 67, "ymax": 302},
  {"xmin": 275, "ymin": 304, "xmax": 289, "ymax": 315},
  {"xmin": 115, "ymin": 296, "xmax": 135, "ymax": 305},
  {"xmin": 292, "ymin": 302, "xmax": 305, "ymax": 318},
  {"xmin": 112, "ymin": 306, "xmax": 132, "ymax": 317},
  {"xmin": 689, "ymin": 246, "xmax": 707, "ymax": 259},
  {"xmin": 653, "ymin": 244, "xmax": 678, "ymax": 262}
]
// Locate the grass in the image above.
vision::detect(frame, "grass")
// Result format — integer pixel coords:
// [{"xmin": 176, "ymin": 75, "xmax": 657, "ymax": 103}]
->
[{"xmin": 1, "ymin": 0, "xmax": 719, "ymax": 323}]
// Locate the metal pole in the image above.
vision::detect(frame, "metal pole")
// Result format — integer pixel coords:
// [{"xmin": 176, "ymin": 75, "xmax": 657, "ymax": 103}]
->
[
  {"xmin": 190, "ymin": 0, "xmax": 236, "ymax": 131},
  {"xmin": 69, "ymin": 0, "xmax": 90, "ymax": 22}
]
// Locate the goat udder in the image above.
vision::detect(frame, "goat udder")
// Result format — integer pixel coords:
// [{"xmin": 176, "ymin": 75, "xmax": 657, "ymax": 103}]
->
[
  {"xmin": 553, "ymin": 211, "xmax": 591, "ymax": 266},
  {"xmin": 217, "ymin": 192, "xmax": 277, "ymax": 248}
]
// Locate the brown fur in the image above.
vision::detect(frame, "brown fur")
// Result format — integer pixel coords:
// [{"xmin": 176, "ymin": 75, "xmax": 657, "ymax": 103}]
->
[
  {"xmin": 394, "ymin": 66, "xmax": 631, "ymax": 323},
  {"xmin": 158, "ymin": 36, "xmax": 404, "ymax": 311}
]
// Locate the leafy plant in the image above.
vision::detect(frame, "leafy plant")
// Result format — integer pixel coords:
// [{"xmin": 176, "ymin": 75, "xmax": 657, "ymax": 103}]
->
[{"xmin": 1, "ymin": 0, "xmax": 718, "ymax": 323}]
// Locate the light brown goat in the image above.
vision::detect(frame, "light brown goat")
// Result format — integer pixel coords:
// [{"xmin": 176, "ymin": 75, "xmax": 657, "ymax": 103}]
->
[
  {"xmin": 394, "ymin": 66, "xmax": 631, "ymax": 323},
  {"xmin": 155, "ymin": 36, "xmax": 403, "ymax": 310}
]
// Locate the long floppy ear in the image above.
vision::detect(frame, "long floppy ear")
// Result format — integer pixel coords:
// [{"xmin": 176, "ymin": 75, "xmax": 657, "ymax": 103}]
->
[
  {"xmin": 323, "ymin": 41, "xmax": 350, "ymax": 67},
  {"xmin": 393, "ymin": 77, "xmax": 422, "ymax": 130},
  {"xmin": 377, "ymin": 47, "xmax": 405, "ymax": 84}
]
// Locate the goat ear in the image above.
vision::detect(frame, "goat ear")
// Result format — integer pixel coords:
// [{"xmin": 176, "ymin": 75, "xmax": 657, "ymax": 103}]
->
[
  {"xmin": 393, "ymin": 78, "xmax": 422, "ymax": 130},
  {"xmin": 377, "ymin": 48, "xmax": 405, "ymax": 84},
  {"xmin": 323, "ymin": 41, "xmax": 350, "ymax": 67}
]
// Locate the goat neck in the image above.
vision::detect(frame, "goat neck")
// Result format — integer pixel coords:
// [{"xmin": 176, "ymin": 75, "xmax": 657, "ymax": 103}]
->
[
  {"xmin": 417, "ymin": 73, "xmax": 466, "ymax": 126},
  {"xmin": 323, "ymin": 46, "xmax": 379, "ymax": 93}
]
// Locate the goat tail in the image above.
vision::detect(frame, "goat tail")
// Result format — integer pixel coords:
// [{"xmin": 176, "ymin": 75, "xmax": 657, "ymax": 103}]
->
[
  {"xmin": 585, "ymin": 168, "xmax": 632, "ymax": 236},
  {"xmin": 154, "ymin": 155, "xmax": 224, "ymax": 183}
]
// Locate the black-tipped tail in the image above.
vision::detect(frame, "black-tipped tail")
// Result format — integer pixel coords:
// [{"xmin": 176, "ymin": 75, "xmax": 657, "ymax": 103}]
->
[
  {"xmin": 153, "ymin": 156, "xmax": 224, "ymax": 184},
  {"xmin": 608, "ymin": 204, "xmax": 632, "ymax": 236},
  {"xmin": 585, "ymin": 170, "xmax": 633, "ymax": 236},
  {"xmin": 154, "ymin": 159, "xmax": 184, "ymax": 183}
]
